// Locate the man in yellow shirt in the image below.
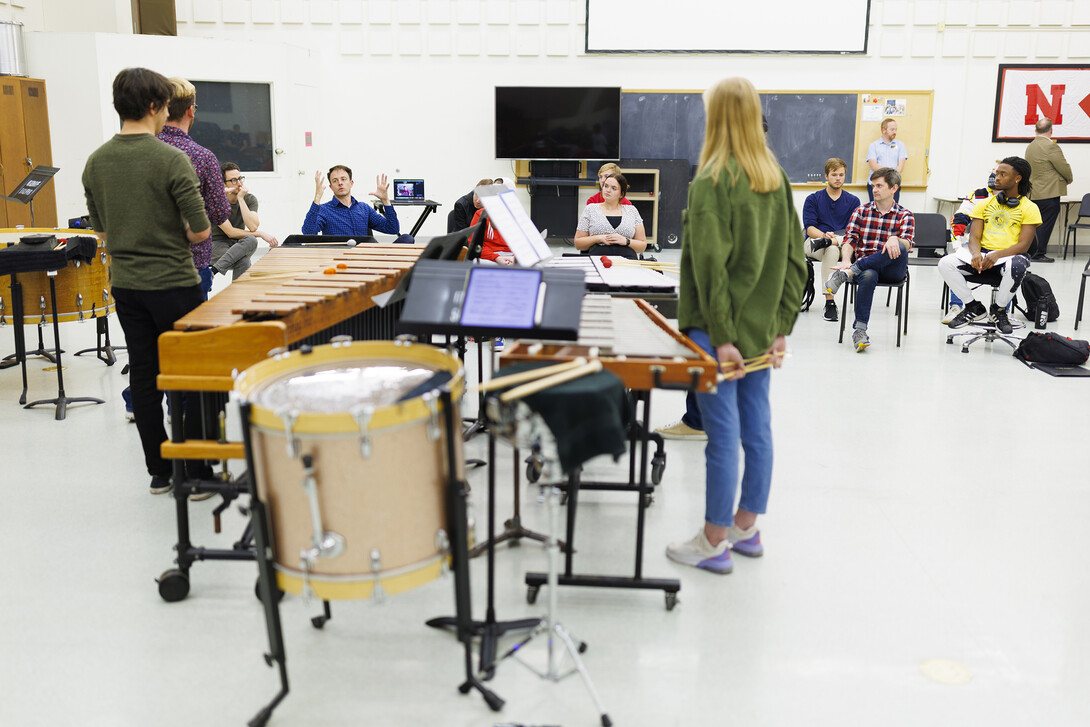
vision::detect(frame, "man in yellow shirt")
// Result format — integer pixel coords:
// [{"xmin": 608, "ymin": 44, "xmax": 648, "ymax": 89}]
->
[{"xmin": 938, "ymin": 156, "xmax": 1040, "ymax": 334}]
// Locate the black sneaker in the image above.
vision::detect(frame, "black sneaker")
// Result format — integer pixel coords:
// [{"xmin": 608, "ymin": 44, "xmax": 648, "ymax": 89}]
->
[
  {"xmin": 823, "ymin": 300, "xmax": 838, "ymax": 322},
  {"xmin": 1031, "ymin": 255, "xmax": 1054, "ymax": 263},
  {"xmin": 990, "ymin": 304, "xmax": 1014, "ymax": 334},
  {"xmin": 150, "ymin": 475, "xmax": 172, "ymax": 495},
  {"xmin": 810, "ymin": 237, "xmax": 832, "ymax": 252},
  {"xmin": 948, "ymin": 300, "xmax": 987, "ymax": 329}
]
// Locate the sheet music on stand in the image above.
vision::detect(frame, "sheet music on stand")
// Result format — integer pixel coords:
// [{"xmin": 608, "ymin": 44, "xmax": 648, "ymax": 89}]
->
[
  {"xmin": 475, "ymin": 184, "xmax": 553, "ymax": 267},
  {"xmin": 0, "ymin": 166, "xmax": 60, "ymax": 228}
]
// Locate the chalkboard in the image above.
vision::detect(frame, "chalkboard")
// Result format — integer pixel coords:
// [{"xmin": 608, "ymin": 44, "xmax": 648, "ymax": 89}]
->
[
  {"xmin": 621, "ymin": 91, "xmax": 859, "ymax": 184},
  {"xmin": 761, "ymin": 93, "xmax": 857, "ymax": 183}
]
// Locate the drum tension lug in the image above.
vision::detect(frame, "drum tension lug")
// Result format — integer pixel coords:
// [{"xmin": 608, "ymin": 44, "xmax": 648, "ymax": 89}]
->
[
  {"xmin": 424, "ymin": 393, "xmax": 441, "ymax": 442},
  {"xmin": 370, "ymin": 549, "xmax": 386, "ymax": 604},
  {"xmin": 351, "ymin": 405, "xmax": 374, "ymax": 459}
]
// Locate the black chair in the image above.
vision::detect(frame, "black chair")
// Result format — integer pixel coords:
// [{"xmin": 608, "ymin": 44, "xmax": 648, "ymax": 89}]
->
[
  {"xmin": 1074, "ymin": 258, "xmax": 1090, "ymax": 331},
  {"xmin": 837, "ymin": 270, "xmax": 910, "ymax": 347},
  {"xmin": 909, "ymin": 213, "xmax": 950, "ymax": 267},
  {"xmin": 446, "ymin": 208, "xmax": 460, "ymax": 233},
  {"xmin": 1062, "ymin": 193, "xmax": 1090, "ymax": 260},
  {"xmin": 945, "ymin": 268, "xmax": 1023, "ymax": 353}
]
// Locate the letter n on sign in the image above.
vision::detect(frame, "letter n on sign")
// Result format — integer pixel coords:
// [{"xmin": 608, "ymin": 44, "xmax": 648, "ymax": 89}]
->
[{"xmin": 993, "ymin": 64, "xmax": 1090, "ymax": 143}]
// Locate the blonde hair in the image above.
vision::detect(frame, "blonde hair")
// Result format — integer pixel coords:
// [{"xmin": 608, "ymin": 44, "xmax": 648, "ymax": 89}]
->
[
  {"xmin": 697, "ymin": 77, "xmax": 781, "ymax": 194},
  {"xmin": 165, "ymin": 77, "xmax": 196, "ymax": 122},
  {"xmin": 596, "ymin": 163, "xmax": 621, "ymax": 188}
]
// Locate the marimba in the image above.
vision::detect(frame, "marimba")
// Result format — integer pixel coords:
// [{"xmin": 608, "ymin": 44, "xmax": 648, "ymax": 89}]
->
[{"xmin": 155, "ymin": 244, "xmax": 424, "ymax": 602}]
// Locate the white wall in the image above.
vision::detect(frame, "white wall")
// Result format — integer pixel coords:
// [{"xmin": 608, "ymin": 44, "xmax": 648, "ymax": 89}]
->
[{"xmin": 16, "ymin": 0, "xmax": 1090, "ymax": 243}]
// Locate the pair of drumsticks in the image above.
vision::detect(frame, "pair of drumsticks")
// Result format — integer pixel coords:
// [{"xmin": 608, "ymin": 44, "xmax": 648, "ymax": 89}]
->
[
  {"xmin": 477, "ymin": 349, "xmax": 790, "ymax": 402},
  {"xmin": 718, "ymin": 351, "xmax": 788, "ymax": 380}
]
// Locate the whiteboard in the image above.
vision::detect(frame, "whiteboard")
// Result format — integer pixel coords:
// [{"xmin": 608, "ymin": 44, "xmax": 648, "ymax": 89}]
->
[{"xmin": 586, "ymin": 0, "xmax": 871, "ymax": 54}]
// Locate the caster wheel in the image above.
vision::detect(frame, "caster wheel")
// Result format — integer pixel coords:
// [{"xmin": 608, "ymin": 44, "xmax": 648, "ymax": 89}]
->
[
  {"xmin": 157, "ymin": 569, "xmax": 190, "ymax": 602},
  {"xmin": 961, "ymin": 346, "xmax": 969, "ymax": 353},
  {"xmin": 665, "ymin": 592, "xmax": 679, "ymax": 611},
  {"xmin": 254, "ymin": 579, "xmax": 285, "ymax": 602},
  {"xmin": 527, "ymin": 585, "xmax": 540, "ymax": 604},
  {"xmin": 458, "ymin": 682, "xmax": 472, "ymax": 695},
  {"xmin": 641, "ymin": 493, "xmax": 654, "ymax": 508},
  {"xmin": 946, "ymin": 336, "xmax": 954, "ymax": 344},
  {"xmin": 311, "ymin": 616, "xmax": 328, "ymax": 629},
  {"xmin": 650, "ymin": 454, "xmax": 666, "ymax": 485},
  {"xmin": 525, "ymin": 459, "xmax": 542, "ymax": 483},
  {"xmin": 578, "ymin": 642, "xmax": 588, "ymax": 654}
]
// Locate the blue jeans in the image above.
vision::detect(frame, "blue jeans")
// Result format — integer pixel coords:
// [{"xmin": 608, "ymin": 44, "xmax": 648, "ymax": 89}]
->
[
  {"xmin": 681, "ymin": 391, "xmax": 703, "ymax": 431},
  {"xmin": 198, "ymin": 266, "xmax": 213, "ymax": 299},
  {"xmin": 688, "ymin": 329, "xmax": 774, "ymax": 528},
  {"xmin": 851, "ymin": 242, "xmax": 908, "ymax": 328}
]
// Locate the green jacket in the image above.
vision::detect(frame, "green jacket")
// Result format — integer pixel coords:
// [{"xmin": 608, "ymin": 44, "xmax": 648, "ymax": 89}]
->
[
  {"xmin": 82, "ymin": 133, "xmax": 208, "ymax": 290},
  {"xmin": 678, "ymin": 158, "xmax": 806, "ymax": 358}
]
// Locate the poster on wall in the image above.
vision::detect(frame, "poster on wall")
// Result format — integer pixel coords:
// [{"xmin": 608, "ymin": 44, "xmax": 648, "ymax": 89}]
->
[{"xmin": 993, "ymin": 64, "xmax": 1090, "ymax": 143}]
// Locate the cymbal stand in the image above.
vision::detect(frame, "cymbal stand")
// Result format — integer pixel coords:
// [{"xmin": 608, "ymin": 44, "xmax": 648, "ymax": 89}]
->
[{"xmin": 499, "ymin": 481, "xmax": 612, "ymax": 727}]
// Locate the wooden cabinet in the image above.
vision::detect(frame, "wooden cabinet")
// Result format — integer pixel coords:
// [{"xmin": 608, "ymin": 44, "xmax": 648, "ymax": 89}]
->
[
  {"xmin": 621, "ymin": 167, "xmax": 659, "ymax": 247},
  {"xmin": 0, "ymin": 77, "xmax": 57, "ymax": 228}
]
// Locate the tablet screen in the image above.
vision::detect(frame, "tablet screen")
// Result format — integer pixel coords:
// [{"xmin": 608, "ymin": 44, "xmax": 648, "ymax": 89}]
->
[{"xmin": 459, "ymin": 267, "xmax": 541, "ymax": 329}]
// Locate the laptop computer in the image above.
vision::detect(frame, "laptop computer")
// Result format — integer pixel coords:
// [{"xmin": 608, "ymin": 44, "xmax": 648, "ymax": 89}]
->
[{"xmin": 393, "ymin": 179, "xmax": 425, "ymax": 201}]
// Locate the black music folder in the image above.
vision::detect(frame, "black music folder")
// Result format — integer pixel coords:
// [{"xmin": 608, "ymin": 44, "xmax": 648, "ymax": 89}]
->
[{"xmin": 397, "ymin": 259, "xmax": 584, "ymax": 340}]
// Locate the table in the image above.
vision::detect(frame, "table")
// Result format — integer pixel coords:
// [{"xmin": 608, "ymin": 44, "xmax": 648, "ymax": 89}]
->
[{"xmin": 373, "ymin": 199, "xmax": 441, "ymax": 237}]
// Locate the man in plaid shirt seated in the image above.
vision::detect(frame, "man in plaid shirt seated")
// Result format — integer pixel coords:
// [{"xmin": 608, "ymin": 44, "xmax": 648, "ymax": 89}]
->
[{"xmin": 824, "ymin": 168, "xmax": 915, "ymax": 352}]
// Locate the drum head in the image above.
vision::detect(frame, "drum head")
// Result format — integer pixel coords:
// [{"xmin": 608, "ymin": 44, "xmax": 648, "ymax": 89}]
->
[{"xmin": 252, "ymin": 361, "xmax": 437, "ymax": 414}]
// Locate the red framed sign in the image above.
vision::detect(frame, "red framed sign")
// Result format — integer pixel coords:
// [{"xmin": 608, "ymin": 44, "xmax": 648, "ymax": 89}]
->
[{"xmin": 993, "ymin": 64, "xmax": 1090, "ymax": 143}]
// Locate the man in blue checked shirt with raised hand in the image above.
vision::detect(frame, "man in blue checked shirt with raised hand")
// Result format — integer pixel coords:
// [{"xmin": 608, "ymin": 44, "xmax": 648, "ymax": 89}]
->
[{"xmin": 302, "ymin": 164, "xmax": 413, "ymax": 243}]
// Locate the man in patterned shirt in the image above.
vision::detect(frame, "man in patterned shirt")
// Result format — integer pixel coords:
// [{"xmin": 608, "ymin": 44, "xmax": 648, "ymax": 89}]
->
[
  {"xmin": 938, "ymin": 157, "xmax": 1039, "ymax": 334},
  {"xmin": 824, "ymin": 168, "xmax": 915, "ymax": 352},
  {"xmin": 157, "ymin": 77, "xmax": 230, "ymax": 298},
  {"xmin": 302, "ymin": 165, "xmax": 413, "ymax": 243}
]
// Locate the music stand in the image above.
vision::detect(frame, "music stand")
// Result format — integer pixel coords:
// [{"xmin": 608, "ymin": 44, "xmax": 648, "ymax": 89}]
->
[
  {"xmin": 0, "ymin": 166, "xmax": 59, "ymax": 228},
  {"xmin": 402, "ymin": 262, "xmax": 585, "ymax": 676}
]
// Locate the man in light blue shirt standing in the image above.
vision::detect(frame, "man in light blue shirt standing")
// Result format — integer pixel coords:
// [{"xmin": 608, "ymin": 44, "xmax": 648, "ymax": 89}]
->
[{"xmin": 866, "ymin": 117, "xmax": 908, "ymax": 203}]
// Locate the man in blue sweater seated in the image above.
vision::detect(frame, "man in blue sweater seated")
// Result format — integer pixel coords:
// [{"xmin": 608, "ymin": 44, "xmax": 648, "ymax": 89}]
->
[
  {"xmin": 302, "ymin": 164, "xmax": 413, "ymax": 243},
  {"xmin": 803, "ymin": 157, "xmax": 861, "ymax": 322}
]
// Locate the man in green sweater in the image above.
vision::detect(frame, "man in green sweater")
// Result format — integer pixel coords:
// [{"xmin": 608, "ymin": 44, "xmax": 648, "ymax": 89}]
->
[{"xmin": 82, "ymin": 68, "xmax": 211, "ymax": 495}]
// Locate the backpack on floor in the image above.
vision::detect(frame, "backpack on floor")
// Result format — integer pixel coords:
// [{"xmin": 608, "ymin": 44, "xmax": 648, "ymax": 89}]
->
[
  {"xmin": 1013, "ymin": 332, "xmax": 1090, "ymax": 366},
  {"xmin": 801, "ymin": 259, "xmax": 815, "ymax": 312},
  {"xmin": 1015, "ymin": 273, "xmax": 1060, "ymax": 328}
]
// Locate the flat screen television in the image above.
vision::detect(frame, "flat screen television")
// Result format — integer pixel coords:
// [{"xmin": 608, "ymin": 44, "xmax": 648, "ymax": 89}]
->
[{"xmin": 495, "ymin": 86, "xmax": 621, "ymax": 160}]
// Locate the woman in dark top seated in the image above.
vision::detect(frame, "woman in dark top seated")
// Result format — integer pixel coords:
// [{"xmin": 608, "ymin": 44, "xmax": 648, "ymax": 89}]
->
[{"xmin": 574, "ymin": 173, "xmax": 647, "ymax": 259}]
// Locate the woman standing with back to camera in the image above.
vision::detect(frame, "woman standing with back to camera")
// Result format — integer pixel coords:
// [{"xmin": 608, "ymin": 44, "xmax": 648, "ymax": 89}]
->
[{"xmin": 666, "ymin": 77, "xmax": 806, "ymax": 574}]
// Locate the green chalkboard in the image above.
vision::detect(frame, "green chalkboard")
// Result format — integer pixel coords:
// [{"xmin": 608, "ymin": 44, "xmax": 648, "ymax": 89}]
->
[{"xmin": 621, "ymin": 91, "xmax": 859, "ymax": 184}]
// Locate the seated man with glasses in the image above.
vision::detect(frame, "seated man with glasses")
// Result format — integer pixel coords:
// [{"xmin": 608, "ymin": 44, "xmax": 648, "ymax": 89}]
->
[{"xmin": 209, "ymin": 162, "xmax": 280, "ymax": 280}]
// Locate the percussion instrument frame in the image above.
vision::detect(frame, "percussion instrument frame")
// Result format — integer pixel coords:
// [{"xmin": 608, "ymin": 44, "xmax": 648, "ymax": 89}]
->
[{"xmin": 18, "ymin": 270, "xmax": 104, "ymax": 419}]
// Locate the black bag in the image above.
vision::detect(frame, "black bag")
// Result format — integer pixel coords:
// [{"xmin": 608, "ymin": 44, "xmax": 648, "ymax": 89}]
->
[
  {"xmin": 1016, "ymin": 273, "xmax": 1060, "ymax": 328},
  {"xmin": 1013, "ymin": 332, "xmax": 1090, "ymax": 366}
]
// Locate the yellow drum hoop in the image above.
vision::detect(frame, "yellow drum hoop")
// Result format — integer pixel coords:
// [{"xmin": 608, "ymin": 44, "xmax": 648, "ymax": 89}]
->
[
  {"xmin": 273, "ymin": 554, "xmax": 449, "ymax": 600},
  {"xmin": 236, "ymin": 340, "xmax": 464, "ymax": 434}
]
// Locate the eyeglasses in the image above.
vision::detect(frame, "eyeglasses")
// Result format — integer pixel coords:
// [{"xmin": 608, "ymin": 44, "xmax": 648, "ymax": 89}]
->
[{"xmin": 225, "ymin": 176, "xmax": 245, "ymax": 184}]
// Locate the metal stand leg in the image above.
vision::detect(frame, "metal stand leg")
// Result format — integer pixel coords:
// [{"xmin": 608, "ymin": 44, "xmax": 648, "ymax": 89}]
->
[
  {"xmin": 501, "ymin": 485, "xmax": 612, "ymax": 727},
  {"xmin": 74, "ymin": 313, "xmax": 125, "ymax": 366},
  {"xmin": 468, "ymin": 445, "xmax": 563, "ymax": 558},
  {"xmin": 427, "ymin": 423, "xmax": 539, "ymax": 678},
  {"xmin": 24, "ymin": 273, "xmax": 104, "ymax": 420}
]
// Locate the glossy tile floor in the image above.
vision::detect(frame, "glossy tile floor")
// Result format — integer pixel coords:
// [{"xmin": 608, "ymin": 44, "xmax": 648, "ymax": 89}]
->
[{"xmin": 1, "ymin": 247, "xmax": 1088, "ymax": 727}]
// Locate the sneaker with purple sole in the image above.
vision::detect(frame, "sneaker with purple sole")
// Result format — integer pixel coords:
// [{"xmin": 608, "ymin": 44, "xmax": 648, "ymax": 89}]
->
[
  {"xmin": 666, "ymin": 530, "xmax": 734, "ymax": 574},
  {"xmin": 727, "ymin": 524, "xmax": 764, "ymax": 557}
]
